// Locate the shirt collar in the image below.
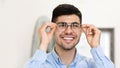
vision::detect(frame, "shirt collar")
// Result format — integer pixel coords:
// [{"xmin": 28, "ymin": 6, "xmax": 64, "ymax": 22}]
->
[
  {"xmin": 51, "ymin": 48, "xmax": 80, "ymax": 65},
  {"xmin": 51, "ymin": 49, "xmax": 62, "ymax": 64}
]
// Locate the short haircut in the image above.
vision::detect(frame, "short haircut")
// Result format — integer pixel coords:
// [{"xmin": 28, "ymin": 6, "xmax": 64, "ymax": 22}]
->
[{"xmin": 51, "ymin": 4, "xmax": 82, "ymax": 24}]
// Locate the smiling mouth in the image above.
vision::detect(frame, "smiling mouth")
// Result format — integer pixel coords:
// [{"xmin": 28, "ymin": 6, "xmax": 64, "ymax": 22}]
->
[
  {"xmin": 63, "ymin": 37, "xmax": 73, "ymax": 40},
  {"xmin": 62, "ymin": 37, "xmax": 75, "ymax": 43}
]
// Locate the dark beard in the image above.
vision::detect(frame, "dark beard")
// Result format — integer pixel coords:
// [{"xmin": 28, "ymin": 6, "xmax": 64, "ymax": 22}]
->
[{"xmin": 61, "ymin": 44, "xmax": 76, "ymax": 51}]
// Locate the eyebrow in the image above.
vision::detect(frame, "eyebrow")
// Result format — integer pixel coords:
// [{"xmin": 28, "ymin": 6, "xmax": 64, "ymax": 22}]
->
[
  {"xmin": 56, "ymin": 22, "xmax": 66, "ymax": 24},
  {"xmin": 56, "ymin": 22, "xmax": 80, "ymax": 24}
]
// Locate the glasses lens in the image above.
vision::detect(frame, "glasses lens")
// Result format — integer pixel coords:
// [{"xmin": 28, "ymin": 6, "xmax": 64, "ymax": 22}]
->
[
  {"xmin": 57, "ymin": 22, "xmax": 81, "ymax": 31},
  {"xmin": 59, "ymin": 23, "xmax": 66, "ymax": 28},
  {"xmin": 72, "ymin": 23, "xmax": 80, "ymax": 29}
]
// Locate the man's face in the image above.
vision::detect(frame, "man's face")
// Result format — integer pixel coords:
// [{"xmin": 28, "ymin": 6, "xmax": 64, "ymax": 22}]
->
[{"xmin": 54, "ymin": 14, "xmax": 82, "ymax": 50}]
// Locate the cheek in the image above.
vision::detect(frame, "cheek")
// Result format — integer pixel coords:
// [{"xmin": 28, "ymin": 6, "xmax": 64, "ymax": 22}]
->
[
  {"xmin": 54, "ymin": 30, "xmax": 61, "ymax": 38},
  {"xmin": 54, "ymin": 29, "xmax": 63, "ymax": 35},
  {"xmin": 76, "ymin": 30, "xmax": 82, "ymax": 38}
]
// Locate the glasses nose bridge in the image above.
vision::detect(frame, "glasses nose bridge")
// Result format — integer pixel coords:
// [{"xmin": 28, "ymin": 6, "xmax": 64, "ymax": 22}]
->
[{"xmin": 66, "ymin": 24, "xmax": 73, "ymax": 29}]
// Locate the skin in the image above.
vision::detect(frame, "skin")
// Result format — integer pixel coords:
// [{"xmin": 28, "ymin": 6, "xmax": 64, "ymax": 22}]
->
[
  {"xmin": 39, "ymin": 14, "xmax": 101, "ymax": 67},
  {"xmin": 54, "ymin": 14, "xmax": 82, "ymax": 51}
]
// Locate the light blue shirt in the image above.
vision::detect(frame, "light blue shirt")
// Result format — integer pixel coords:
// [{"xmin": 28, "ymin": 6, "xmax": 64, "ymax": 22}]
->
[{"xmin": 26, "ymin": 46, "xmax": 114, "ymax": 68}]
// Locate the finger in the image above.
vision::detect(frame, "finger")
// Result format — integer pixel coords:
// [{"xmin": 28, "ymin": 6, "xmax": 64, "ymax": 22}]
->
[
  {"xmin": 82, "ymin": 24, "xmax": 91, "ymax": 28},
  {"xmin": 49, "ymin": 23, "xmax": 56, "ymax": 29},
  {"xmin": 82, "ymin": 24, "xmax": 96, "ymax": 34},
  {"xmin": 48, "ymin": 23, "xmax": 56, "ymax": 34},
  {"xmin": 82, "ymin": 27, "xmax": 87, "ymax": 33},
  {"xmin": 88, "ymin": 25, "xmax": 100, "ymax": 35},
  {"xmin": 82, "ymin": 24, "xmax": 90, "ymax": 35},
  {"xmin": 39, "ymin": 23, "xmax": 55, "ymax": 32},
  {"xmin": 39, "ymin": 23, "xmax": 50, "ymax": 32},
  {"xmin": 88, "ymin": 25, "xmax": 97, "ymax": 35}
]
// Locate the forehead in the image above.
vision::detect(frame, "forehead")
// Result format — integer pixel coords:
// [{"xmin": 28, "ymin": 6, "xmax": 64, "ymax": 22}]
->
[{"xmin": 56, "ymin": 14, "xmax": 80, "ymax": 23}]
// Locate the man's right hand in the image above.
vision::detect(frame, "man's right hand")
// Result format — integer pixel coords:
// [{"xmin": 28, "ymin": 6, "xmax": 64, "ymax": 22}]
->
[{"xmin": 38, "ymin": 23, "xmax": 56, "ymax": 52}]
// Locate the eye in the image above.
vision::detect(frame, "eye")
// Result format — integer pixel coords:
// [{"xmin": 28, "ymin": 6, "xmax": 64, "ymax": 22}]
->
[
  {"xmin": 72, "ymin": 23, "xmax": 79, "ymax": 27},
  {"xmin": 58, "ymin": 22, "xmax": 67, "ymax": 28}
]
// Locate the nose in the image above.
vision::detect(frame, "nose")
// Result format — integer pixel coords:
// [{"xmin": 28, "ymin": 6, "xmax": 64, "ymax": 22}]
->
[{"xmin": 64, "ymin": 25, "xmax": 73, "ymax": 34}]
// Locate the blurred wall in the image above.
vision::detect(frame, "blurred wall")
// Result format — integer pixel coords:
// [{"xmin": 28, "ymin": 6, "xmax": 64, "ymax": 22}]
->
[{"xmin": 0, "ymin": 0, "xmax": 120, "ymax": 68}]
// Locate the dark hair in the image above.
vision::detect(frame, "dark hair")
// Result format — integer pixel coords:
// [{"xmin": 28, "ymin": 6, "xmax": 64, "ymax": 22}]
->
[{"xmin": 51, "ymin": 4, "xmax": 82, "ymax": 24}]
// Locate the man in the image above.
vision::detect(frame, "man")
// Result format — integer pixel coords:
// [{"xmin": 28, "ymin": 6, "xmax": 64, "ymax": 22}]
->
[{"xmin": 26, "ymin": 4, "xmax": 114, "ymax": 68}]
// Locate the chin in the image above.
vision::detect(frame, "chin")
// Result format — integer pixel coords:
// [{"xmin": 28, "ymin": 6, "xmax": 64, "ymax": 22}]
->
[{"xmin": 62, "ymin": 45, "xmax": 76, "ymax": 50}]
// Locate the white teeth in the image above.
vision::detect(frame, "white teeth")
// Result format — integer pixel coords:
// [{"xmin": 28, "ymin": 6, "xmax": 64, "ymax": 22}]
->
[{"xmin": 64, "ymin": 37, "xmax": 73, "ymax": 40}]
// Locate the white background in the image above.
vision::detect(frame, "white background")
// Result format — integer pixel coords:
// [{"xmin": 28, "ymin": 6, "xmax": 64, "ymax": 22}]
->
[{"xmin": 0, "ymin": 0, "xmax": 120, "ymax": 68}]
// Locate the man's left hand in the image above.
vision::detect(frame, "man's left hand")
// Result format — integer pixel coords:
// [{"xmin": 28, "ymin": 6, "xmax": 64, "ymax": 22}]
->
[{"xmin": 82, "ymin": 24, "xmax": 101, "ymax": 48}]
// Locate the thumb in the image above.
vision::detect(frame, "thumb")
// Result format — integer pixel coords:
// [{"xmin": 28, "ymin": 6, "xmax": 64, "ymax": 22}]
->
[{"xmin": 82, "ymin": 27, "xmax": 87, "ymax": 35}]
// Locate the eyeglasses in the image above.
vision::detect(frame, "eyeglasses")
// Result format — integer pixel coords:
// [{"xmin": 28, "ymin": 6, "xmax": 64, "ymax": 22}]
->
[{"xmin": 56, "ymin": 22, "xmax": 81, "ymax": 31}]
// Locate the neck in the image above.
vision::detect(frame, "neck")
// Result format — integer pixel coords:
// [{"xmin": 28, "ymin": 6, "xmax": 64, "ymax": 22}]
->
[{"xmin": 55, "ymin": 45, "xmax": 76, "ymax": 67}]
